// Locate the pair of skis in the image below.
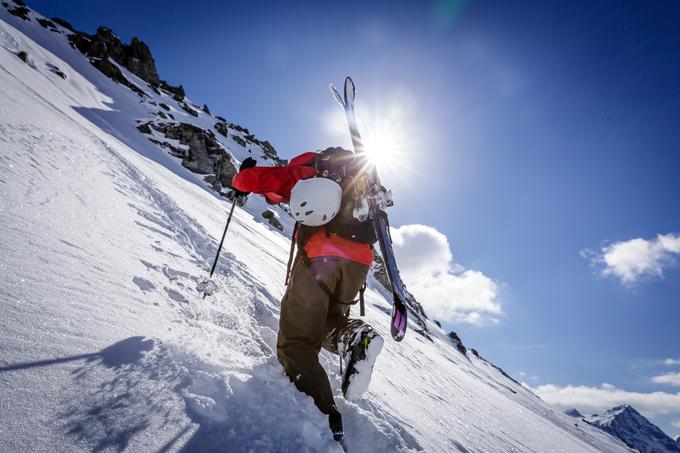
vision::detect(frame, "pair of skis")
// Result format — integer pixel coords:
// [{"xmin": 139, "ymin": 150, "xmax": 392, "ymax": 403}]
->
[{"xmin": 330, "ymin": 77, "xmax": 425, "ymax": 342}]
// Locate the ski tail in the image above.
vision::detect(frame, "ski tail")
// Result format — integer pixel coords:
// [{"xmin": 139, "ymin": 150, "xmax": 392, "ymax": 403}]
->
[{"xmin": 390, "ymin": 295, "xmax": 408, "ymax": 340}]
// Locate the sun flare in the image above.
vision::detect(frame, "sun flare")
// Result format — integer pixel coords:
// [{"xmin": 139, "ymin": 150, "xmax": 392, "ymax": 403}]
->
[
  {"xmin": 363, "ymin": 132, "xmax": 398, "ymax": 166},
  {"xmin": 324, "ymin": 95, "xmax": 418, "ymax": 184},
  {"xmin": 359, "ymin": 104, "xmax": 410, "ymax": 173}
]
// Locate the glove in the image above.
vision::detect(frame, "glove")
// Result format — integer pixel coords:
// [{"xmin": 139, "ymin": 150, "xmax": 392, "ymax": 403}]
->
[
  {"xmin": 231, "ymin": 157, "xmax": 258, "ymax": 198},
  {"xmin": 240, "ymin": 157, "xmax": 257, "ymax": 171}
]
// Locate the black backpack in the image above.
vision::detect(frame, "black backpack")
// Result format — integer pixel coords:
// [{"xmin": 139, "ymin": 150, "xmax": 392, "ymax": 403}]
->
[{"xmin": 297, "ymin": 146, "xmax": 377, "ymax": 246}]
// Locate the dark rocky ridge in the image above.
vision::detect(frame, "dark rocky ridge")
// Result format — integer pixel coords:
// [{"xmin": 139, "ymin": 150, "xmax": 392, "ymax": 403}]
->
[
  {"xmin": 447, "ymin": 331, "xmax": 467, "ymax": 355},
  {"xmin": 90, "ymin": 57, "xmax": 145, "ymax": 96},
  {"xmin": 36, "ymin": 17, "xmax": 58, "ymax": 32},
  {"xmin": 6, "ymin": 1, "xmax": 285, "ymax": 194},
  {"xmin": 62, "ymin": 24, "xmax": 186, "ymax": 101},
  {"xmin": 136, "ymin": 122, "xmax": 237, "ymax": 193},
  {"xmin": 5, "ymin": 0, "xmax": 29, "ymax": 21},
  {"xmin": 68, "ymin": 26, "xmax": 159, "ymax": 85},
  {"xmin": 213, "ymin": 120, "xmax": 286, "ymax": 166},
  {"xmin": 51, "ymin": 16, "xmax": 75, "ymax": 32}
]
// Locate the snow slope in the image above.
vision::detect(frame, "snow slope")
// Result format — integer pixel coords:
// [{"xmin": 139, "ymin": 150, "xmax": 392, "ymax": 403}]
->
[{"xmin": 0, "ymin": 4, "xmax": 632, "ymax": 452}]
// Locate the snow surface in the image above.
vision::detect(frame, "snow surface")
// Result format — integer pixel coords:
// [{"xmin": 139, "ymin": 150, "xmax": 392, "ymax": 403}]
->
[{"xmin": 0, "ymin": 5, "xmax": 633, "ymax": 452}]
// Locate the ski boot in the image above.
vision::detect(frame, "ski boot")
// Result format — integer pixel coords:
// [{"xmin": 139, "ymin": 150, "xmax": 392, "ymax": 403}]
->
[{"xmin": 341, "ymin": 326, "xmax": 384, "ymax": 401}]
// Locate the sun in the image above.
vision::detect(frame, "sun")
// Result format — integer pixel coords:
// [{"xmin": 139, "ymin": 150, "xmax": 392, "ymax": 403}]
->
[
  {"xmin": 360, "ymin": 108, "xmax": 406, "ymax": 169},
  {"xmin": 325, "ymin": 96, "xmax": 417, "ymax": 183},
  {"xmin": 363, "ymin": 132, "xmax": 398, "ymax": 166}
]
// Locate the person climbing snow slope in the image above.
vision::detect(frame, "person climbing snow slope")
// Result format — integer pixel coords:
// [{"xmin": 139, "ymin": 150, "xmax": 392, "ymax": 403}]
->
[{"xmin": 232, "ymin": 148, "xmax": 384, "ymax": 442}]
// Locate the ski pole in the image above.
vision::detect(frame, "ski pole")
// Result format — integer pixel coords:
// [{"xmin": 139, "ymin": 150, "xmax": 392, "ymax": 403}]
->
[{"xmin": 208, "ymin": 196, "xmax": 238, "ymax": 278}]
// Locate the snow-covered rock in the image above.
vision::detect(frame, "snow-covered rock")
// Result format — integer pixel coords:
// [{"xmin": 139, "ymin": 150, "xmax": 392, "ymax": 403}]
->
[
  {"xmin": 0, "ymin": 2, "xmax": 634, "ymax": 451},
  {"xmin": 566, "ymin": 408, "xmax": 585, "ymax": 418},
  {"xmin": 585, "ymin": 405, "xmax": 680, "ymax": 453}
]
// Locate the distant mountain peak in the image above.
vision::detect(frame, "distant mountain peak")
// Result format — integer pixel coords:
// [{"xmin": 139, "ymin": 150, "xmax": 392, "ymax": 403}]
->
[
  {"xmin": 564, "ymin": 408, "xmax": 584, "ymax": 418},
  {"xmin": 586, "ymin": 405, "xmax": 680, "ymax": 453},
  {"xmin": 610, "ymin": 404, "xmax": 633, "ymax": 412}
]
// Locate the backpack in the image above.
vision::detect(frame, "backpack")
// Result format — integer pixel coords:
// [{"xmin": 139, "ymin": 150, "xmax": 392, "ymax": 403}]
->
[
  {"xmin": 298, "ymin": 147, "xmax": 377, "ymax": 246},
  {"xmin": 284, "ymin": 147, "xmax": 376, "ymax": 315}
]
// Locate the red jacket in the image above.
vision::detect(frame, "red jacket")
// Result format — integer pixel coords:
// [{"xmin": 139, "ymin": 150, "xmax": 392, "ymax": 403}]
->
[{"xmin": 232, "ymin": 153, "xmax": 373, "ymax": 266}]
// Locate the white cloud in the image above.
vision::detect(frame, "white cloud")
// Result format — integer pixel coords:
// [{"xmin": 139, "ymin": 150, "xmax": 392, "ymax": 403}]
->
[
  {"xmin": 672, "ymin": 419, "xmax": 680, "ymax": 429},
  {"xmin": 532, "ymin": 382, "xmax": 680, "ymax": 418},
  {"xmin": 664, "ymin": 359, "xmax": 680, "ymax": 366},
  {"xmin": 584, "ymin": 233, "xmax": 680, "ymax": 285},
  {"xmin": 390, "ymin": 224, "xmax": 501, "ymax": 325},
  {"xmin": 652, "ymin": 372, "xmax": 680, "ymax": 387}
]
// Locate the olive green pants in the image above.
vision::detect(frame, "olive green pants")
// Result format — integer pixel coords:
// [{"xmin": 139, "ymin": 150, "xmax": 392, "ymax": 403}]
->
[{"xmin": 277, "ymin": 256, "xmax": 369, "ymax": 414}]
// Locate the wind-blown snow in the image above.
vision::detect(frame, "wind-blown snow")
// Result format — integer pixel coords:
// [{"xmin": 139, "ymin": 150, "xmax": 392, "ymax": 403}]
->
[{"xmin": 0, "ymin": 5, "xmax": 632, "ymax": 452}]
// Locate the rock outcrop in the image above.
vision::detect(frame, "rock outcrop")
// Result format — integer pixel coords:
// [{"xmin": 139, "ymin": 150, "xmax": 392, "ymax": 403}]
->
[
  {"xmin": 213, "ymin": 121, "xmax": 285, "ymax": 166},
  {"xmin": 157, "ymin": 81, "xmax": 185, "ymax": 101},
  {"xmin": 5, "ymin": 1, "xmax": 29, "ymax": 21},
  {"xmin": 68, "ymin": 27, "xmax": 159, "ymax": 84},
  {"xmin": 36, "ymin": 17, "xmax": 59, "ymax": 32},
  {"xmin": 448, "ymin": 331, "xmax": 467, "ymax": 355},
  {"xmin": 90, "ymin": 57, "xmax": 145, "ymax": 96},
  {"xmin": 179, "ymin": 102, "xmax": 198, "ymax": 117},
  {"xmin": 51, "ymin": 17, "xmax": 75, "ymax": 32},
  {"xmin": 46, "ymin": 63, "xmax": 66, "ymax": 79},
  {"xmin": 137, "ymin": 122, "xmax": 237, "ymax": 191},
  {"xmin": 262, "ymin": 210, "xmax": 283, "ymax": 231},
  {"xmin": 214, "ymin": 121, "xmax": 229, "ymax": 138}
]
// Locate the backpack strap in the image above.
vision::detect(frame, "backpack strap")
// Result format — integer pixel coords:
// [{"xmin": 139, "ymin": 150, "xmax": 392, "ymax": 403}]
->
[
  {"xmin": 284, "ymin": 222, "xmax": 299, "ymax": 286},
  {"xmin": 359, "ymin": 282, "xmax": 366, "ymax": 316},
  {"xmin": 285, "ymin": 223, "xmax": 366, "ymax": 316}
]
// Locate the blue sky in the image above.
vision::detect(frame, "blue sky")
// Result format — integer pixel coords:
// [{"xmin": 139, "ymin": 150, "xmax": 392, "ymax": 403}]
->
[{"xmin": 28, "ymin": 0, "xmax": 680, "ymax": 435}]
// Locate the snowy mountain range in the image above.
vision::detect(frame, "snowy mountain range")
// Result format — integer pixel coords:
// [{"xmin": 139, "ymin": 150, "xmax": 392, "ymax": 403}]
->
[
  {"xmin": 0, "ymin": 1, "xmax": 636, "ymax": 451},
  {"xmin": 566, "ymin": 405, "xmax": 680, "ymax": 453}
]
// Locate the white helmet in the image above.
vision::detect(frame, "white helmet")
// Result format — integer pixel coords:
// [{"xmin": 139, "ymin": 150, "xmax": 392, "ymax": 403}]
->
[{"xmin": 290, "ymin": 177, "xmax": 342, "ymax": 226}]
